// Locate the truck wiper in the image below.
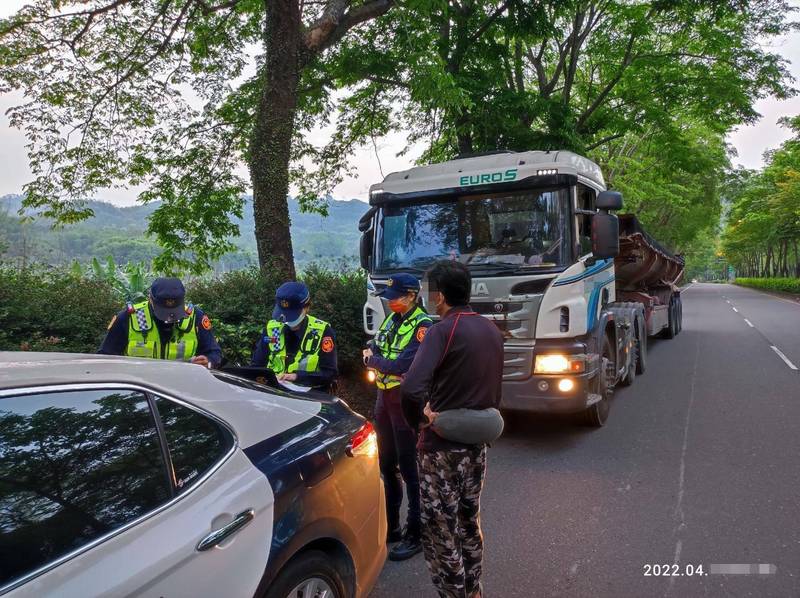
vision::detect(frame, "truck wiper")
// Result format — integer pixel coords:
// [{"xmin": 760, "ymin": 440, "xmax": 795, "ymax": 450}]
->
[
  {"xmin": 374, "ymin": 266, "xmax": 426, "ymax": 274},
  {"xmin": 467, "ymin": 262, "xmax": 520, "ymax": 273}
]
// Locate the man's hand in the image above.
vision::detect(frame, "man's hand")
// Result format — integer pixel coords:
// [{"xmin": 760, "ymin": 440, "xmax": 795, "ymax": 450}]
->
[
  {"xmin": 190, "ymin": 355, "xmax": 210, "ymax": 368},
  {"xmin": 362, "ymin": 348, "xmax": 373, "ymax": 365},
  {"xmin": 278, "ymin": 373, "xmax": 298, "ymax": 382},
  {"xmin": 423, "ymin": 402, "xmax": 439, "ymax": 428}
]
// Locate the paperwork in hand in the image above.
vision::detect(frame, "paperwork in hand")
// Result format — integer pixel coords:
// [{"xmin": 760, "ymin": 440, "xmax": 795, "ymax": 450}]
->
[{"xmin": 279, "ymin": 380, "xmax": 311, "ymax": 393}]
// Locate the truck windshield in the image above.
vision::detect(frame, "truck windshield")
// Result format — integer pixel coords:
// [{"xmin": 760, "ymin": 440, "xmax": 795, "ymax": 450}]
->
[{"xmin": 374, "ymin": 187, "xmax": 571, "ymax": 273}]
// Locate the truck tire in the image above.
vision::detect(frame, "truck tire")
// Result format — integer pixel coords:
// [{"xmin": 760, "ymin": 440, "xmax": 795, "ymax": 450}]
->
[
  {"xmin": 583, "ymin": 335, "xmax": 613, "ymax": 427},
  {"xmin": 661, "ymin": 297, "xmax": 676, "ymax": 339},
  {"xmin": 676, "ymin": 295, "xmax": 683, "ymax": 334},
  {"xmin": 635, "ymin": 315, "xmax": 647, "ymax": 375},
  {"xmin": 608, "ymin": 302, "xmax": 646, "ymax": 377}
]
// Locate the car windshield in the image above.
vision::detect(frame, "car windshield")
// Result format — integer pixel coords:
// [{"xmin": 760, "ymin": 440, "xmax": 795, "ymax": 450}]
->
[{"xmin": 374, "ymin": 187, "xmax": 571, "ymax": 273}]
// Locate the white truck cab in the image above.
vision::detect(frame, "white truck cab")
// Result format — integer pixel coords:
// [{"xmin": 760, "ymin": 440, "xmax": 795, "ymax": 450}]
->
[{"xmin": 359, "ymin": 150, "xmax": 683, "ymax": 426}]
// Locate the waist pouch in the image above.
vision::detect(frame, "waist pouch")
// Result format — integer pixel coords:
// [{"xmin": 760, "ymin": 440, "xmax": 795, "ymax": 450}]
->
[{"xmin": 432, "ymin": 407, "xmax": 505, "ymax": 445}]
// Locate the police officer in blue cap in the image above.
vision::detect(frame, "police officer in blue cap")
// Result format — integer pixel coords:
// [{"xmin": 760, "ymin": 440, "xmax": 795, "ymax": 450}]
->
[
  {"xmin": 99, "ymin": 277, "xmax": 222, "ymax": 367},
  {"xmin": 251, "ymin": 281, "xmax": 338, "ymax": 391},
  {"xmin": 363, "ymin": 272, "xmax": 432, "ymax": 561}
]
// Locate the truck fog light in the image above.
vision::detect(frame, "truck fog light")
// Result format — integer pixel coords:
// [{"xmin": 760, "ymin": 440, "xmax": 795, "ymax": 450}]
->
[
  {"xmin": 537, "ymin": 380, "xmax": 549, "ymax": 392},
  {"xmin": 366, "ymin": 370, "xmax": 376, "ymax": 383},
  {"xmin": 558, "ymin": 378, "xmax": 574, "ymax": 392}
]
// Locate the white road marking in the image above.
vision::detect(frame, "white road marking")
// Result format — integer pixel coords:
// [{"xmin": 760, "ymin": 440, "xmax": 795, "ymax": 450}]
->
[
  {"xmin": 744, "ymin": 319, "xmax": 754, "ymax": 327},
  {"xmin": 770, "ymin": 346, "xmax": 798, "ymax": 370},
  {"xmin": 667, "ymin": 340, "xmax": 701, "ymax": 595},
  {"xmin": 732, "ymin": 307, "xmax": 739, "ymax": 313}
]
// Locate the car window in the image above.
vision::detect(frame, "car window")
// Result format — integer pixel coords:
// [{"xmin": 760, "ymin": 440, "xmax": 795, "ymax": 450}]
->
[
  {"xmin": 153, "ymin": 396, "xmax": 234, "ymax": 492},
  {"xmin": 0, "ymin": 389, "xmax": 171, "ymax": 589}
]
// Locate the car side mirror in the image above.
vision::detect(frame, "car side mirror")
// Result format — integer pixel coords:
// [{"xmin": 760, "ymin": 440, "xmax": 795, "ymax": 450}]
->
[
  {"xmin": 591, "ymin": 212, "xmax": 619, "ymax": 259},
  {"xmin": 360, "ymin": 230, "xmax": 373, "ymax": 270},
  {"xmin": 596, "ymin": 190, "xmax": 623, "ymax": 211}
]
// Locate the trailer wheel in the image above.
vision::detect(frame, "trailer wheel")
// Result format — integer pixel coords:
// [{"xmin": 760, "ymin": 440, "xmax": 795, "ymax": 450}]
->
[
  {"xmin": 635, "ymin": 315, "xmax": 647, "ymax": 375},
  {"xmin": 676, "ymin": 295, "xmax": 683, "ymax": 334},
  {"xmin": 661, "ymin": 297, "xmax": 676, "ymax": 339},
  {"xmin": 583, "ymin": 335, "xmax": 613, "ymax": 427}
]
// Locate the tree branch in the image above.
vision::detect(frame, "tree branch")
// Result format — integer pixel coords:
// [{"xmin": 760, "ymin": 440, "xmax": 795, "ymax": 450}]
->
[
  {"xmin": 585, "ymin": 132, "xmax": 624, "ymax": 151},
  {"xmin": 305, "ymin": 0, "xmax": 393, "ymax": 55},
  {"xmin": 576, "ymin": 29, "xmax": 638, "ymax": 130}
]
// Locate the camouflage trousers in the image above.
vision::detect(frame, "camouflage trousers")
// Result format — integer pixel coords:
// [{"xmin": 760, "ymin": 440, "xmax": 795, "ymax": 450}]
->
[{"xmin": 418, "ymin": 446, "xmax": 487, "ymax": 598}]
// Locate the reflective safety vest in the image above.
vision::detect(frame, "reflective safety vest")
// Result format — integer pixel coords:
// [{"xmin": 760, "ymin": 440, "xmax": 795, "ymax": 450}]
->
[
  {"xmin": 374, "ymin": 306, "xmax": 432, "ymax": 390},
  {"xmin": 265, "ymin": 315, "xmax": 329, "ymax": 375},
  {"xmin": 125, "ymin": 301, "xmax": 198, "ymax": 361}
]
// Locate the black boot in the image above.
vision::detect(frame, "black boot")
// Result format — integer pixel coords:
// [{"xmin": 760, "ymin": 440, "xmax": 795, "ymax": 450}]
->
[
  {"xmin": 388, "ymin": 533, "xmax": 423, "ymax": 561},
  {"xmin": 386, "ymin": 526, "xmax": 403, "ymax": 543}
]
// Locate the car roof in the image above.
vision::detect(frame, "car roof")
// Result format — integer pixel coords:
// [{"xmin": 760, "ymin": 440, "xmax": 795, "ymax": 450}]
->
[{"xmin": 0, "ymin": 352, "xmax": 323, "ymax": 448}]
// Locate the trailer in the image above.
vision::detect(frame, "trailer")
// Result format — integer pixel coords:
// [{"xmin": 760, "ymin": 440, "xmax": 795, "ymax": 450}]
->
[{"xmin": 359, "ymin": 150, "xmax": 684, "ymax": 426}]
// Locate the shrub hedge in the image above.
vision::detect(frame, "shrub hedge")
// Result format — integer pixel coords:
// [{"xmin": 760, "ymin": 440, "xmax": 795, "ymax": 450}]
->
[
  {"xmin": 734, "ymin": 277, "xmax": 800, "ymax": 295},
  {"xmin": 0, "ymin": 265, "xmax": 376, "ymax": 417}
]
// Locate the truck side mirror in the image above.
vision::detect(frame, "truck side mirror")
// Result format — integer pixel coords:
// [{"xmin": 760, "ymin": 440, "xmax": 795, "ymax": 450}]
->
[
  {"xmin": 358, "ymin": 206, "xmax": 377, "ymax": 232},
  {"xmin": 591, "ymin": 212, "xmax": 619, "ymax": 259},
  {"xmin": 597, "ymin": 191, "xmax": 623, "ymax": 211},
  {"xmin": 360, "ymin": 230, "xmax": 373, "ymax": 270}
]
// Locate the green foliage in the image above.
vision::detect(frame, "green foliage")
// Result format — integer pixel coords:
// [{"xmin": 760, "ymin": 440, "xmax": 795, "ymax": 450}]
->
[
  {"xmin": 186, "ymin": 266, "xmax": 367, "ymax": 374},
  {"xmin": 0, "ymin": 264, "xmax": 369, "ymax": 378},
  {"xmin": 0, "ymin": 267, "xmax": 118, "ymax": 353},
  {"xmin": 303, "ymin": 0, "xmax": 796, "ymax": 192},
  {"xmin": 87, "ymin": 257, "xmax": 153, "ymax": 303},
  {"xmin": 734, "ymin": 278, "xmax": 800, "ymax": 294},
  {"xmin": 595, "ymin": 121, "xmax": 729, "ymax": 253},
  {"xmin": 0, "ymin": 0, "xmax": 389, "ymax": 274},
  {"xmin": 721, "ymin": 117, "xmax": 800, "ymax": 278}
]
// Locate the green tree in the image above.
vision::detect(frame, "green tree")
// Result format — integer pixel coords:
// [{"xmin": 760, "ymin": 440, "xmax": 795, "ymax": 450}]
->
[
  {"xmin": 0, "ymin": 0, "xmax": 393, "ymax": 277},
  {"xmin": 296, "ymin": 1, "xmax": 794, "ymax": 198},
  {"xmin": 722, "ymin": 117, "xmax": 800, "ymax": 278}
]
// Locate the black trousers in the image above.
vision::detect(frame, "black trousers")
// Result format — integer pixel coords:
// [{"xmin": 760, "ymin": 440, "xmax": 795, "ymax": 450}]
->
[{"xmin": 374, "ymin": 386, "xmax": 421, "ymax": 538}]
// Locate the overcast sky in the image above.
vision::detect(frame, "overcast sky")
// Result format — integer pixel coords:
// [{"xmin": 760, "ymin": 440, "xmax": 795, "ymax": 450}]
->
[{"xmin": 2, "ymin": 1, "xmax": 799, "ymax": 206}]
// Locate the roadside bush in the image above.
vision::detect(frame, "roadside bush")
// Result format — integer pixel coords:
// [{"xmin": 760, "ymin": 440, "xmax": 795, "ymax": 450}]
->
[
  {"xmin": 734, "ymin": 277, "xmax": 800, "ymax": 294},
  {"xmin": 0, "ymin": 264, "xmax": 376, "ymax": 417},
  {"xmin": 187, "ymin": 266, "xmax": 368, "ymax": 374},
  {"xmin": 0, "ymin": 266, "xmax": 118, "ymax": 353}
]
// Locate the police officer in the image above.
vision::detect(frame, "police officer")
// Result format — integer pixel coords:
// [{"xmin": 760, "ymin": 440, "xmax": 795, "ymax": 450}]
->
[
  {"xmin": 362, "ymin": 273, "xmax": 432, "ymax": 561},
  {"xmin": 251, "ymin": 281, "xmax": 338, "ymax": 390},
  {"xmin": 99, "ymin": 277, "xmax": 222, "ymax": 367}
]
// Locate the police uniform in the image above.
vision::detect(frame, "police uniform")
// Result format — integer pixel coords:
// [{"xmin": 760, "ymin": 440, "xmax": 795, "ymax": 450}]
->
[
  {"xmin": 98, "ymin": 277, "xmax": 222, "ymax": 366},
  {"xmin": 366, "ymin": 273, "xmax": 432, "ymax": 558},
  {"xmin": 250, "ymin": 281, "xmax": 338, "ymax": 390}
]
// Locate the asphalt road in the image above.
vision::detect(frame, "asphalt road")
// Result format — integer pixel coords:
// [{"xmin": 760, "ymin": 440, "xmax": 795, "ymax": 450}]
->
[{"xmin": 370, "ymin": 283, "xmax": 800, "ymax": 598}]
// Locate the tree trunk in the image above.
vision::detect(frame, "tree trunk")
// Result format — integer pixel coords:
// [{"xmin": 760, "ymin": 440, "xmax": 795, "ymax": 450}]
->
[{"xmin": 250, "ymin": 0, "xmax": 302, "ymax": 280}]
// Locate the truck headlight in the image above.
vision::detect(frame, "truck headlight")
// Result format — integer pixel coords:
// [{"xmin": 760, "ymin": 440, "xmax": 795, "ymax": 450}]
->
[{"xmin": 534, "ymin": 354, "xmax": 586, "ymax": 374}]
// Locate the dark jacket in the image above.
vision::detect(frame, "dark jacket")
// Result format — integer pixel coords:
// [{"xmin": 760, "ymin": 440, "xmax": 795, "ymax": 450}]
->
[
  {"xmin": 98, "ymin": 306, "xmax": 222, "ymax": 367},
  {"xmin": 250, "ymin": 318, "xmax": 338, "ymax": 389},
  {"xmin": 400, "ymin": 305, "xmax": 504, "ymax": 451}
]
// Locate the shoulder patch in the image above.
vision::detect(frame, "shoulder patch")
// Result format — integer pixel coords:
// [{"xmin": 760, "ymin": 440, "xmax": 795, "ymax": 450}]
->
[
  {"xmin": 107, "ymin": 315, "xmax": 117, "ymax": 330},
  {"xmin": 321, "ymin": 336, "xmax": 334, "ymax": 353},
  {"xmin": 416, "ymin": 326, "xmax": 428, "ymax": 343},
  {"xmin": 201, "ymin": 315, "xmax": 212, "ymax": 331}
]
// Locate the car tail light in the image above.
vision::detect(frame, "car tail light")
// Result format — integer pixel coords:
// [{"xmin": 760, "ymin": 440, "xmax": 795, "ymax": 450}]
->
[{"xmin": 347, "ymin": 421, "xmax": 378, "ymax": 457}]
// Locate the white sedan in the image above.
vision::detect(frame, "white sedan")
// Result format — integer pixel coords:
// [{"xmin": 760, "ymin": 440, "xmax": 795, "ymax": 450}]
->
[{"xmin": 0, "ymin": 353, "xmax": 386, "ymax": 598}]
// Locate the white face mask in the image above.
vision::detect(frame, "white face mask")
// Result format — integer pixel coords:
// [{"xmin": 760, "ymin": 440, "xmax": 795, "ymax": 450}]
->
[{"xmin": 286, "ymin": 313, "xmax": 306, "ymax": 328}]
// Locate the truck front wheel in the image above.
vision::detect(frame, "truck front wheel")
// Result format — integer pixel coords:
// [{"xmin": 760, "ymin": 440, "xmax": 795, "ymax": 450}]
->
[{"xmin": 583, "ymin": 335, "xmax": 613, "ymax": 427}]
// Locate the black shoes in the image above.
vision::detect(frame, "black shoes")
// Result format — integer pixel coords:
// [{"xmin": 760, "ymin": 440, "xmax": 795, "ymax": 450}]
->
[
  {"xmin": 386, "ymin": 527, "xmax": 403, "ymax": 544},
  {"xmin": 388, "ymin": 535, "xmax": 423, "ymax": 561}
]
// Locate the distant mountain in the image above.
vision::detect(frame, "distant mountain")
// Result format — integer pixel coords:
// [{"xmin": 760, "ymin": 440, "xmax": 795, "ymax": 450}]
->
[{"xmin": 0, "ymin": 194, "xmax": 369, "ymax": 269}]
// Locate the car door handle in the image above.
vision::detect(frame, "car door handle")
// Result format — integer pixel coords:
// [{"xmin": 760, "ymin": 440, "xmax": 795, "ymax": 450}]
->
[{"xmin": 196, "ymin": 509, "xmax": 255, "ymax": 552}]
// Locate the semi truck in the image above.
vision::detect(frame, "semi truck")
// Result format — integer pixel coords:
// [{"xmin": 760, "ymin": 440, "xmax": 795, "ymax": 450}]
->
[{"xmin": 358, "ymin": 150, "xmax": 684, "ymax": 426}]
